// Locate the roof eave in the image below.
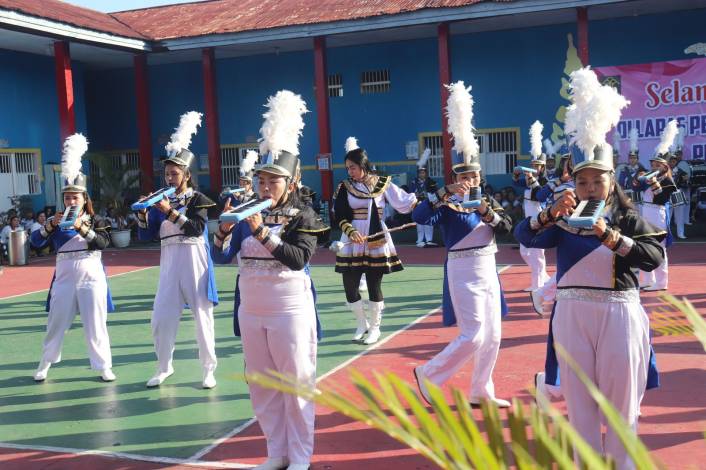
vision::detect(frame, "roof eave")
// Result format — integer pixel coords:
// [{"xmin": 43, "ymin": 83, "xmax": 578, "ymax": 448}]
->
[
  {"xmin": 0, "ymin": 8, "xmax": 151, "ymax": 51},
  {"xmin": 159, "ymin": 0, "xmax": 626, "ymax": 50}
]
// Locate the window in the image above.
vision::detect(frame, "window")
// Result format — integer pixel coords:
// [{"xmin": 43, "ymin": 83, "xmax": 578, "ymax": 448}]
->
[
  {"xmin": 417, "ymin": 128, "xmax": 520, "ymax": 176},
  {"xmin": 477, "ymin": 129, "xmax": 519, "ymax": 175},
  {"xmin": 220, "ymin": 144, "xmax": 259, "ymax": 187},
  {"xmin": 0, "ymin": 150, "xmax": 41, "ymax": 211},
  {"xmin": 88, "ymin": 150, "xmax": 141, "ymax": 200},
  {"xmin": 418, "ymin": 133, "xmax": 445, "ymax": 178},
  {"xmin": 328, "ymin": 73, "xmax": 343, "ymax": 97},
  {"xmin": 360, "ymin": 69, "xmax": 390, "ymax": 94}
]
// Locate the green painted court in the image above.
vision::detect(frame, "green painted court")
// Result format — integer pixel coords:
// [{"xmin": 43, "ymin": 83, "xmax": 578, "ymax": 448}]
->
[{"xmin": 0, "ymin": 264, "xmax": 445, "ymax": 462}]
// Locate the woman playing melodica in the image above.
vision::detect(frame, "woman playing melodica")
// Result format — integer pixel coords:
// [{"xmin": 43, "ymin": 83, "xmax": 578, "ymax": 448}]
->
[
  {"xmin": 515, "ymin": 67, "xmax": 663, "ymax": 470},
  {"xmin": 212, "ymin": 91, "xmax": 329, "ymax": 470},
  {"xmin": 136, "ymin": 111, "xmax": 220, "ymax": 389},
  {"xmin": 31, "ymin": 134, "xmax": 116, "ymax": 383},
  {"xmin": 412, "ymin": 81, "xmax": 512, "ymax": 409}
]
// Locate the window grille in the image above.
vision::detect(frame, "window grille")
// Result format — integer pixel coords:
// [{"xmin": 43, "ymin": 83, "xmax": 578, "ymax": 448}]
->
[
  {"xmin": 328, "ymin": 73, "xmax": 343, "ymax": 97},
  {"xmin": 418, "ymin": 128, "xmax": 519, "ymax": 176},
  {"xmin": 361, "ymin": 69, "xmax": 390, "ymax": 94},
  {"xmin": 221, "ymin": 145, "xmax": 259, "ymax": 187},
  {"xmin": 0, "ymin": 150, "xmax": 41, "ymax": 211}
]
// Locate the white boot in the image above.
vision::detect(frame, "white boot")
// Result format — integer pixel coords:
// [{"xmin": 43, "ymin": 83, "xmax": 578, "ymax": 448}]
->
[
  {"xmin": 348, "ymin": 300, "xmax": 369, "ymax": 342},
  {"xmin": 363, "ymin": 301, "xmax": 384, "ymax": 345},
  {"xmin": 33, "ymin": 360, "xmax": 51, "ymax": 381}
]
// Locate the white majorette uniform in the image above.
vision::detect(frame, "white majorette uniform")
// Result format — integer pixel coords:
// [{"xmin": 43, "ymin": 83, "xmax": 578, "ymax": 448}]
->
[
  {"xmin": 334, "ymin": 173, "xmax": 417, "ymax": 344},
  {"xmin": 213, "ymin": 89, "xmax": 329, "ymax": 470},
  {"xmin": 514, "ymin": 169, "xmax": 550, "ymax": 290},
  {"xmin": 137, "ymin": 185, "xmax": 218, "ymax": 387},
  {"xmin": 515, "ymin": 199, "xmax": 664, "ymax": 469},
  {"xmin": 638, "ymin": 158, "xmax": 676, "ymax": 291},
  {"xmin": 212, "ymin": 198, "xmax": 328, "ymax": 468},
  {"xmin": 30, "ymin": 133, "xmax": 115, "ymax": 382},
  {"xmin": 137, "ymin": 145, "xmax": 219, "ymax": 388},
  {"xmin": 515, "ymin": 122, "xmax": 550, "ymax": 291},
  {"xmin": 518, "ymin": 67, "xmax": 657, "ymax": 469},
  {"xmin": 412, "ymin": 181, "xmax": 512, "ymax": 406}
]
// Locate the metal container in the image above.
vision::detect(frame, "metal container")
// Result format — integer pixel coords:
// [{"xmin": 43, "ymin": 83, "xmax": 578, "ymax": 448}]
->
[{"xmin": 8, "ymin": 229, "xmax": 27, "ymax": 266}]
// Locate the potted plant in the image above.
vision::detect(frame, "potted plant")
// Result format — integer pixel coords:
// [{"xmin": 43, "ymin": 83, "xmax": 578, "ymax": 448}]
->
[{"xmin": 87, "ymin": 154, "xmax": 140, "ymax": 248}]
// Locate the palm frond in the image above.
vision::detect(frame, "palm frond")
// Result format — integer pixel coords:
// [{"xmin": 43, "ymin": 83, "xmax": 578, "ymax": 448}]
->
[{"xmin": 651, "ymin": 295, "xmax": 706, "ymax": 351}]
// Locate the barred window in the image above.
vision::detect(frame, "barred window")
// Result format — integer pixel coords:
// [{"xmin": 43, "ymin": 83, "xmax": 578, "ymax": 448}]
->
[
  {"xmin": 360, "ymin": 69, "xmax": 390, "ymax": 94},
  {"xmin": 328, "ymin": 73, "xmax": 343, "ymax": 97},
  {"xmin": 221, "ymin": 145, "xmax": 259, "ymax": 187}
]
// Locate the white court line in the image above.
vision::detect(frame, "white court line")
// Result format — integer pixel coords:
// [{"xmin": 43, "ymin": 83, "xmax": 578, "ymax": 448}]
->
[
  {"xmin": 0, "ymin": 442, "xmax": 255, "ymax": 469},
  {"xmin": 188, "ymin": 264, "xmax": 512, "ymax": 461},
  {"xmin": 2, "ymin": 265, "xmax": 512, "ymax": 466},
  {"xmin": 0, "ymin": 266, "xmax": 155, "ymax": 301}
]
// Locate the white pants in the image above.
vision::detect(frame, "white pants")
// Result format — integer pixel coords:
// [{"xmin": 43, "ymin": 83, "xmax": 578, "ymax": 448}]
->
[
  {"xmin": 639, "ymin": 204, "xmax": 668, "ymax": 289},
  {"xmin": 519, "ymin": 245, "xmax": 549, "ymax": 290},
  {"xmin": 422, "ymin": 254, "xmax": 502, "ymax": 399},
  {"xmin": 152, "ymin": 243, "xmax": 216, "ymax": 373},
  {"xmin": 674, "ymin": 188, "xmax": 690, "ymax": 236},
  {"xmin": 416, "ymin": 224, "xmax": 434, "ymax": 244},
  {"xmin": 41, "ymin": 256, "xmax": 112, "ymax": 370},
  {"xmin": 240, "ymin": 310, "xmax": 317, "ymax": 465},
  {"xmin": 537, "ymin": 274, "xmax": 557, "ymax": 303},
  {"xmin": 553, "ymin": 298, "xmax": 650, "ymax": 470}
]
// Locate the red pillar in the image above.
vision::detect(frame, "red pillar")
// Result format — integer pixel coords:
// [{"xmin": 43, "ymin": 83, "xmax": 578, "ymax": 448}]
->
[
  {"xmin": 54, "ymin": 41, "xmax": 76, "ymax": 142},
  {"xmin": 134, "ymin": 54, "xmax": 154, "ymax": 193},
  {"xmin": 313, "ymin": 36, "xmax": 334, "ymax": 202},
  {"xmin": 577, "ymin": 7, "xmax": 589, "ymax": 66},
  {"xmin": 202, "ymin": 47, "xmax": 222, "ymax": 190},
  {"xmin": 438, "ymin": 23, "xmax": 453, "ymax": 184}
]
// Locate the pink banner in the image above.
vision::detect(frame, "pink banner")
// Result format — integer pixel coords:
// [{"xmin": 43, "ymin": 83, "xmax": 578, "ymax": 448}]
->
[{"xmin": 595, "ymin": 58, "xmax": 706, "ymax": 163}]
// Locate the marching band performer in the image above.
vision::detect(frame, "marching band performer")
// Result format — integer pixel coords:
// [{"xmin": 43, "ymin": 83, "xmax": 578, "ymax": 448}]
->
[
  {"xmin": 31, "ymin": 134, "xmax": 115, "ymax": 382},
  {"xmin": 514, "ymin": 121, "xmax": 550, "ymax": 292},
  {"xmin": 670, "ymin": 127, "xmax": 691, "ymax": 239},
  {"xmin": 528, "ymin": 149, "xmax": 574, "ymax": 316},
  {"xmin": 413, "ymin": 81, "xmax": 512, "ymax": 408},
  {"xmin": 515, "ymin": 67, "xmax": 661, "ymax": 469},
  {"xmin": 212, "ymin": 90, "xmax": 328, "ymax": 470},
  {"xmin": 136, "ymin": 111, "xmax": 219, "ymax": 389},
  {"xmin": 618, "ymin": 128, "xmax": 646, "ymax": 196},
  {"xmin": 638, "ymin": 120, "xmax": 678, "ymax": 292},
  {"xmin": 543, "ymin": 138, "xmax": 559, "ymax": 180},
  {"xmin": 408, "ymin": 148, "xmax": 438, "ymax": 247},
  {"xmin": 222, "ymin": 150, "xmax": 258, "ymax": 206},
  {"xmin": 334, "ymin": 137, "xmax": 417, "ymax": 344}
]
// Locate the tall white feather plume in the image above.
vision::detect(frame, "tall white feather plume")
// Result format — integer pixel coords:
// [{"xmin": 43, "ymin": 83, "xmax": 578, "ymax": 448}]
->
[
  {"xmin": 259, "ymin": 90, "xmax": 308, "ymax": 158},
  {"xmin": 530, "ymin": 121, "xmax": 543, "ymax": 158},
  {"xmin": 543, "ymin": 138, "xmax": 555, "ymax": 156},
  {"xmin": 345, "ymin": 136, "xmax": 359, "ymax": 153},
  {"xmin": 61, "ymin": 133, "xmax": 88, "ymax": 183},
  {"xmin": 655, "ymin": 119, "xmax": 678, "ymax": 156},
  {"xmin": 445, "ymin": 81, "xmax": 479, "ymax": 164},
  {"xmin": 165, "ymin": 111, "xmax": 202, "ymax": 157},
  {"xmin": 240, "ymin": 150, "xmax": 258, "ymax": 176},
  {"xmin": 564, "ymin": 67, "xmax": 630, "ymax": 159},
  {"xmin": 673, "ymin": 125, "xmax": 685, "ymax": 151},
  {"xmin": 612, "ymin": 130, "xmax": 621, "ymax": 153},
  {"xmin": 629, "ymin": 127, "xmax": 639, "ymax": 152},
  {"xmin": 417, "ymin": 148, "xmax": 431, "ymax": 168}
]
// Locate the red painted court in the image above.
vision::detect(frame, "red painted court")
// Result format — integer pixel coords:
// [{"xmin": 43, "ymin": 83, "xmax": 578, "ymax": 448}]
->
[{"xmin": 1, "ymin": 243, "xmax": 704, "ymax": 469}]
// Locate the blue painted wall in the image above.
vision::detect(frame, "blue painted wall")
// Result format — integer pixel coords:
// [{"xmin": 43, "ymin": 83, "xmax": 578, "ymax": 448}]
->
[
  {"xmin": 81, "ymin": 7, "xmax": 706, "ymax": 198},
  {"xmin": 0, "ymin": 49, "xmax": 88, "ymax": 211}
]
